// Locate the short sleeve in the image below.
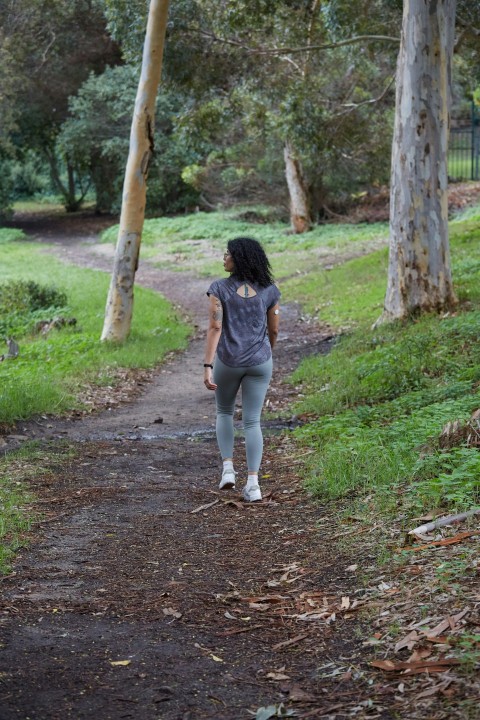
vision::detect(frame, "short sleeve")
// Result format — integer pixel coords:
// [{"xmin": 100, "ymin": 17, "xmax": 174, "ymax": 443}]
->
[
  {"xmin": 266, "ymin": 284, "xmax": 281, "ymax": 310},
  {"xmin": 207, "ymin": 280, "xmax": 221, "ymax": 298}
]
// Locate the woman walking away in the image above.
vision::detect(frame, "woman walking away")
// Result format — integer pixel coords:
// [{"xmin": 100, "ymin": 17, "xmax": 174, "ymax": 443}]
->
[{"xmin": 203, "ymin": 237, "xmax": 280, "ymax": 502}]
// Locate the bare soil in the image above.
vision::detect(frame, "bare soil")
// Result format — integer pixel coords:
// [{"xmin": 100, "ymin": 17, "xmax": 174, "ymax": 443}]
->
[{"xmin": 1, "ymin": 208, "xmax": 478, "ymax": 720}]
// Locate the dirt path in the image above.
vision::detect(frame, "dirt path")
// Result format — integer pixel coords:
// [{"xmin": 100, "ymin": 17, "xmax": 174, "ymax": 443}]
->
[{"xmin": 0, "ymin": 217, "xmax": 383, "ymax": 720}]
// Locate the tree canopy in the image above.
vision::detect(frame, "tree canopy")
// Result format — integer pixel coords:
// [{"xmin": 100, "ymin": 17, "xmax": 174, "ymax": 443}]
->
[{"xmin": 0, "ymin": 1, "xmax": 478, "ymax": 220}]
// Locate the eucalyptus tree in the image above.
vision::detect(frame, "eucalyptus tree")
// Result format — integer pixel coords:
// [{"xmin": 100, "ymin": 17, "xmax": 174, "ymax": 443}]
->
[
  {"xmin": 378, "ymin": 0, "xmax": 458, "ymax": 323},
  {"xmin": 101, "ymin": 0, "xmax": 170, "ymax": 343}
]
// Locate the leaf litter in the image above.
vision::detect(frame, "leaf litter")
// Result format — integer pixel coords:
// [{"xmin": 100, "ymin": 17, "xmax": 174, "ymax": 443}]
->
[{"xmin": 1, "ymin": 209, "xmax": 480, "ymax": 719}]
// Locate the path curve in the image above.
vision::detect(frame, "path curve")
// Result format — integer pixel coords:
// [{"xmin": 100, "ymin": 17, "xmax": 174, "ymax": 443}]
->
[{"xmin": 6, "ymin": 218, "xmax": 333, "ymax": 446}]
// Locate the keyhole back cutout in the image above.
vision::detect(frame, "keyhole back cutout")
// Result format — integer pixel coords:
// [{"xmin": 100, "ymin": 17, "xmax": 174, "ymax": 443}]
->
[{"xmin": 236, "ymin": 283, "xmax": 257, "ymax": 298}]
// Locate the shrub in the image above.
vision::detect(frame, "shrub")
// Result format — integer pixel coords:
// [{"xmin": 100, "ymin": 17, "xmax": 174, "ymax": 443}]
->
[{"xmin": 0, "ymin": 280, "xmax": 68, "ymax": 338}]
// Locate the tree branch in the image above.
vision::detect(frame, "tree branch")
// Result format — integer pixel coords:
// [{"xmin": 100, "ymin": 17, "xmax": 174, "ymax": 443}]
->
[
  {"xmin": 247, "ymin": 35, "xmax": 399, "ymax": 56},
  {"xmin": 336, "ymin": 74, "xmax": 395, "ymax": 117},
  {"xmin": 189, "ymin": 28, "xmax": 399, "ymax": 56}
]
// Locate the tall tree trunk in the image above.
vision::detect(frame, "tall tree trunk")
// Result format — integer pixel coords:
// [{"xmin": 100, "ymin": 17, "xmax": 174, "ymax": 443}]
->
[
  {"xmin": 284, "ymin": 141, "xmax": 312, "ymax": 233},
  {"xmin": 379, "ymin": 0, "xmax": 457, "ymax": 323},
  {"xmin": 101, "ymin": 0, "xmax": 170, "ymax": 342}
]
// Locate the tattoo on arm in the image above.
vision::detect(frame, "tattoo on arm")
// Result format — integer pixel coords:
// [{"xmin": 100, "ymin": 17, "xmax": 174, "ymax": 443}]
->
[{"xmin": 212, "ymin": 300, "xmax": 223, "ymax": 323}]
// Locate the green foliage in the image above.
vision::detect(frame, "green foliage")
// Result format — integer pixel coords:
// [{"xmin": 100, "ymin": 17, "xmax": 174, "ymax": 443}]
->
[
  {"xmin": 58, "ymin": 65, "xmax": 199, "ymax": 214},
  {"xmin": 0, "ymin": 458, "xmax": 33, "ymax": 573},
  {"xmin": 0, "ymin": 228, "xmax": 24, "ymax": 244},
  {"xmin": 102, "ymin": 0, "xmax": 149, "ymax": 63},
  {"xmin": 5, "ymin": 150, "xmax": 51, "ymax": 199},
  {"xmin": 0, "ymin": 279, "xmax": 68, "ymax": 337},
  {"xmin": 291, "ymin": 204, "xmax": 480, "ymax": 516},
  {"xmin": 0, "ymin": 0, "xmax": 121, "ymax": 212},
  {"xmin": 0, "ymin": 157, "xmax": 14, "ymax": 222},
  {"xmin": 0, "ymin": 235, "xmax": 190, "ymax": 423}
]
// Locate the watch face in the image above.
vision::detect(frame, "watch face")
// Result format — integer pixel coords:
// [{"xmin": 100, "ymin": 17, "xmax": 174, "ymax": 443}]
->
[{"xmin": 274, "ymin": 309, "xmax": 279, "ymax": 315}]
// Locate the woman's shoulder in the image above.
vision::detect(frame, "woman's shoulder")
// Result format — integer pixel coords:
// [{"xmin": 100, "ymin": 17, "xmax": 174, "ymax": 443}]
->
[
  {"xmin": 259, "ymin": 282, "xmax": 281, "ymax": 296},
  {"xmin": 207, "ymin": 277, "xmax": 235, "ymax": 297},
  {"xmin": 258, "ymin": 282, "xmax": 281, "ymax": 307}
]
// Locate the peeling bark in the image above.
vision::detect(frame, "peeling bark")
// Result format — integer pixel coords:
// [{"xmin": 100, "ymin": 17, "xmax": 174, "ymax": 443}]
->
[
  {"xmin": 284, "ymin": 141, "xmax": 312, "ymax": 234},
  {"xmin": 101, "ymin": 0, "xmax": 170, "ymax": 342},
  {"xmin": 379, "ymin": 0, "xmax": 457, "ymax": 323}
]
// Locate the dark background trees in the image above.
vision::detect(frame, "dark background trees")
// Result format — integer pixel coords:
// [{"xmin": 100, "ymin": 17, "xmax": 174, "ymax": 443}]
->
[
  {"xmin": 0, "ymin": 0, "xmax": 121, "ymax": 215},
  {"xmin": 0, "ymin": 0, "xmax": 478, "ymax": 224}
]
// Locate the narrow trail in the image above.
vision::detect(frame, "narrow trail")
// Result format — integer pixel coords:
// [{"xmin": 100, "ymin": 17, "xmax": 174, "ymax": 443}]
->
[
  {"xmin": 4, "ymin": 214, "xmax": 332, "ymax": 448},
  {"xmin": 0, "ymin": 217, "xmax": 383, "ymax": 720}
]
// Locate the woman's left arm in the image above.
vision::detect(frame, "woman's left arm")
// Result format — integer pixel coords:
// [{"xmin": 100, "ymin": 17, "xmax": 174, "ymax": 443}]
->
[
  {"xmin": 204, "ymin": 294, "xmax": 223, "ymax": 390},
  {"xmin": 267, "ymin": 303, "xmax": 280, "ymax": 349}
]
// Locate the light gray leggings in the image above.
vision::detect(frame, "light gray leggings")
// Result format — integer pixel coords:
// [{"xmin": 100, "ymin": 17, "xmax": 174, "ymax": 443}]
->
[{"xmin": 214, "ymin": 357, "xmax": 273, "ymax": 472}]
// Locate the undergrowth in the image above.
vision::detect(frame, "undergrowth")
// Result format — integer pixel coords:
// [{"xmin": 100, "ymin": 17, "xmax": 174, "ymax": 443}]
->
[
  {"xmin": 0, "ymin": 230, "xmax": 190, "ymax": 423},
  {"xmin": 291, "ymin": 203, "xmax": 480, "ymax": 518},
  {"xmin": 0, "ymin": 279, "xmax": 69, "ymax": 337},
  {"xmin": 0, "ymin": 445, "xmax": 38, "ymax": 574}
]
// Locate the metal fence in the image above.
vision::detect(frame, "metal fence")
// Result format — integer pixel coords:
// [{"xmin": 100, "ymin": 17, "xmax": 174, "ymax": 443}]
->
[{"xmin": 449, "ymin": 102, "xmax": 480, "ymax": 181}]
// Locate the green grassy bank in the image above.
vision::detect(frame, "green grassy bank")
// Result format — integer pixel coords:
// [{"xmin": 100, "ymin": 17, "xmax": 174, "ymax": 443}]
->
[
  {"xmin": 101, "ymin": 206, "xmax": 387, "ymax": 281},
  {"xmin": 288, "ymin": 206, "xmax": 480, "ymax": 519},
  {"xmin": 0, "ymin": 228, "xmax": 190, "ymax": 424}
]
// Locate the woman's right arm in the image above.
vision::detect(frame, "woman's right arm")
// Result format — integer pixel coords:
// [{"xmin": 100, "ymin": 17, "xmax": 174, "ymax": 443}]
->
[{"xmin": 204, "ymin": 294, "xmax": 223, "ymax": 390}]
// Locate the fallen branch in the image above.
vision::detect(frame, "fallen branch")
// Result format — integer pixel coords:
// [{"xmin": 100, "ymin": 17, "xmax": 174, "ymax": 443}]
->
[
  {"xmin": 272, "ymin": 632, "xmax": 310, "ymax": 651},
  {"xmin": 190, "ymin": 499, "xmax": 219, "ymax": 514},
  {"xmin": 401, "ymin": 530, "xmax": 480, "ymax": 552},
  {"xmin": 409, "ymin": 508, "xmax": 480, "ymax": 536},
  {"xmin": 371, "ymin": 657, "xmax": 461, "ymax": 673},
  {"xmin": 217, "ymin": 624, "xmax": 263, "ymax": 637}
]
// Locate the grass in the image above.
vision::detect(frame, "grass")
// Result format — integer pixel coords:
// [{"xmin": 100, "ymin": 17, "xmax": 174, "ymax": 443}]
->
[
  {"xmin": 100, "ymin": 207, "xmax": 388, "ymax": 280},
  {"xmin": 289, "ymin": 202, "xmax": 480, "ymax": 519},
  {"xmin": 0, "ymin": 459, "xmax": 33, "ymax": 573},
  {"xmin": 0, "ymin": 442, "xmax": 77, "ymax": 574},
  {"xmin": 448, "ymin": 155, "xmax": 477, "ymax": 182},
  {"xmin": 0, "ymin": 229, "xmax": 191, "ymax": 424},
  {"xmin": 3, "ymin": 198, "xmax": 480, "ymax": 572}
]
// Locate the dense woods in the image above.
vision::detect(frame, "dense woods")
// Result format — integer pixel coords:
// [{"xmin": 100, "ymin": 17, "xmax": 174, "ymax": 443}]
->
[{"xmin": 1, "ymin": 2, "xmax": 478, "ymax": 222}]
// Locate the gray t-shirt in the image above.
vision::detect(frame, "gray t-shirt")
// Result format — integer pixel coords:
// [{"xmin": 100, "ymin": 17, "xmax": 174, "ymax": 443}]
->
[{"xmin": 207, "ymin": 277, "xmax": 281, "ymax": 367}]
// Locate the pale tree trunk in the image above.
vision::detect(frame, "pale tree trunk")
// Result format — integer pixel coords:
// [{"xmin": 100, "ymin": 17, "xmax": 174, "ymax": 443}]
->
[
  {"xmin": 284, "ymin": 141, "xmax": 312, "ymax": 233},
  {"xmin": 101, "ymin": 0, "xmax": 170, "ymax": 342},
  {"xmin": 379, "ymin": 0, "xmax": 457, "ymax": 323}
]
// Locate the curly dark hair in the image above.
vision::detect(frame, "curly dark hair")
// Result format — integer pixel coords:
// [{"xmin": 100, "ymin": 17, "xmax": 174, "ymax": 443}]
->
[{"xmin": 227, "ymin": 237, "xmax": 275, "ymax": 288}]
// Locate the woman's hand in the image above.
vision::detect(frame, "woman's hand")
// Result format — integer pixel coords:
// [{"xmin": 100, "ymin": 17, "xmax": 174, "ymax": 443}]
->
[{"xmin": 204, "ymin": 366, "xmax": 217, "ymax": 390}]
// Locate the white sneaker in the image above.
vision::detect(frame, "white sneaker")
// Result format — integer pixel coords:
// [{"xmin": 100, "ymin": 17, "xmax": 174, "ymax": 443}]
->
[
  {"xmin": 242, "ymin": 484, "xmax": 262, "ymax": 502},
  {"xmin": 219, "ymin": 468, "xmax": 236, "ymax": 490}
]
